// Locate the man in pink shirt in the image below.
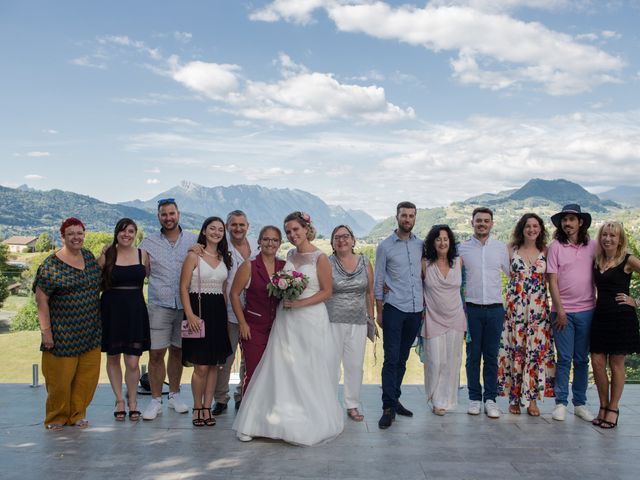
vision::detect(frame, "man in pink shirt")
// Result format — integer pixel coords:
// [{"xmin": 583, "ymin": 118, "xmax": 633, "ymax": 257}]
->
[{"xmin": 547, "ymin": 204, "xmax": 596, "ymax": 422}]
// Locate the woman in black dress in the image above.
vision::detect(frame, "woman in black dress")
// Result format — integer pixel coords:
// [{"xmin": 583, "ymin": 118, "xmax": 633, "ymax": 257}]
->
[
  {"xmin": 99, "ymin": 218, "xmax": 150, "ymax": 421},
  {"xmin": 590, "ymin": 221, "xmax": 640, "ymax": 429},
  {"xmin": 179, "ymin": 216, "xmax": 233, "ymax": 426}
]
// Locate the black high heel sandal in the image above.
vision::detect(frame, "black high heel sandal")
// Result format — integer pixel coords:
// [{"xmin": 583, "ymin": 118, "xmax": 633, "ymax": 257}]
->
[
  {"xmin": 114, "ymin": 400, "xmax": 126, "ymax": 421},
  {"xmin": 592, "ymin": 406, "xmax": 607, "ymax": 426},
  {"xmin": 599, "ymin": 408, "xmax": 619, "ymax": 429},
  {"xmin": 192, "ymin": 408, "xmax": 206, "ymax": 427}
]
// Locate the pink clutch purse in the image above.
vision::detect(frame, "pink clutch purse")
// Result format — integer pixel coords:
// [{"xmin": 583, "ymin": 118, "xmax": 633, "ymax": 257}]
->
[
  {"xmin": 181, "ymin": 319, "xmax": 205, "ymax": 338},
  {"xmin": 181, "ymin": 258, "xmax": 205, "ymax": 339}
]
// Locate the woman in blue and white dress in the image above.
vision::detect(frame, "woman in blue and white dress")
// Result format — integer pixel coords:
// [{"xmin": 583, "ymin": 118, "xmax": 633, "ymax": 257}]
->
[{"xmin": 233, "ymin": 211, "xmax": 343, "ymax": 446}]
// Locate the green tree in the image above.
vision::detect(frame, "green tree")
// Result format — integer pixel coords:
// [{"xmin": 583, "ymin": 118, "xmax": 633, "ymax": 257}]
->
[
  {"xmin": 10, "ymin": 295, "xmax": 39, "ymax": 331},
  {"xmin": 35, "ymin": 232, "xmax": 55, "ymax": 252},
  {"xmin": 83, "ymin": 232, "xmax": 113, "ymax": 257},
  {"xmin": 0, "ymin": 273, "xmax": 9, "ymax": 308},
  {"xmin": 0, "ymin": 243, "xmax": 8, "ymax": 270}
]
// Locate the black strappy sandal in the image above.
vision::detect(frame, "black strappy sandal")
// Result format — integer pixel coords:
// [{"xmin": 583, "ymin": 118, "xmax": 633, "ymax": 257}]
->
[
  {"xmin": 204, "ymin": 409, "xmax": 216, "ymax": 426},
  {"xmin": 599, "ymin": 408, "xmax": 619, "ymax": 429},
  {"xmin": 114, "ymin": 400, "xmax": 126, "ymax": 422},
  {"xmin": 192, "ymin": 408, "xmax": 205, "ymax": 427},
  {"xmin": 592, "ymin": 406, "xmax": 607, "ymax": 426}
]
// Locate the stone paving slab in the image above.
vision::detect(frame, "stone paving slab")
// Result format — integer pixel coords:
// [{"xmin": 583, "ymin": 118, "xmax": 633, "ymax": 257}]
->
[{"xmin": 1, "ymin": 383, "xmax": 639, "ymax": 479}]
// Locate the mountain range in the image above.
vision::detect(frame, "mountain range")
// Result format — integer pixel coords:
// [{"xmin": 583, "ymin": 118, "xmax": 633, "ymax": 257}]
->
[
  {"xmin": 0, "ymin": 182, "xmax": 376, "ymax": 238},
  {"xmin": 367, "ymin": 178, "xmax": 637, "ymax": 242},
  {"xmin": 1, "ymin": 178, "xmax": 638, "ymax": 242},
  {"xmin": 122, "ymin": 181, "xmax": 377, "ymax": 237}
]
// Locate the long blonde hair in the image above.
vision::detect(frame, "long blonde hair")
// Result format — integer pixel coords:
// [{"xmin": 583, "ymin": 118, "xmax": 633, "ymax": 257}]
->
[{"xmin": 595, "ymin": 221, "xmax": 628, "ymax": 270}]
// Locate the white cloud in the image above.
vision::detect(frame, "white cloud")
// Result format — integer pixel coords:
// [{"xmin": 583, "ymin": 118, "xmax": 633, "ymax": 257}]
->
[
  {"xmin": 133, "ymin": 117, "xmax": 200, "ymax": 126},
  {"xmin": 42, "ymin": 129, "xmax": 58, "ymax": 134},
  {"xmin": 144, "ymin": 167, "xmax": 161, "ymax": 174},
  {"xmin": 24, "ymin": 174, "xmax": 44, "ymax": 180},
  {"xmin": 173, "ymin": 31, "xmax": 193, "ymax": 43},
  {"xmin": 146, "ymin": 178, "xmax": 160, "ymax": 184},
  {"xmin": 167, "ymin": 53, "xmax": 412, "ymax": 125},
  {"xmin": 123, "ymin": 110, "xmax": 640, "ymax": 216},
  {"xmin": 252, "ymin": 1, "xmax": 624, "ymax": 95},
  {"xmin": 427, "ymin": 0, "xmax": 571, "ymax": 12},
  {"xmin": 70, "ymin": 55, "xmax": 107, "ymax": 69},
  {"xmin": 170, "ymin": 57, "xmax": 241, "ymax": 100},
  {"xmin": 99, "ymin": 35, "xmax": 162, "ymax": 60},
  {"xmin": 250, "ymin": 0, "xmax": 329, "ymax": 24},
  {"xmin": 26, "ymin": 151, "xmax": 50, "ymax": 157}
]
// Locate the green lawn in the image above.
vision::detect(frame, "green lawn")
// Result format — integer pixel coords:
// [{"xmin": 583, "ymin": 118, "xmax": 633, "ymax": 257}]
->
[
  {"xmin": 0, "ymin": 328, "xmax": 444, "ymax": 386},
  {"xmin": 1, "ymin": 295, "xmax": 29, "ymax": 312}
]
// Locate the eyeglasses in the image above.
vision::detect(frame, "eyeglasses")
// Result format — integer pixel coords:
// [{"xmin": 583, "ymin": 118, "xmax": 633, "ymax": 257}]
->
[
  {"xmin": 157, "ymin": 198, "xmax": 175, "ymax": 206},
  {"xmin": 333, "ymin": 234, "xmax": 352, "ymax": 242},
  {"xmin": 261, "ymin": 237, "xmax": 281, "ymax": 244}
]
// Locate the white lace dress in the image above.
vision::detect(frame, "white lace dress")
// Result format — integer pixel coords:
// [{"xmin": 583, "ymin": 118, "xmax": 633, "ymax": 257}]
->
[{"xmin": 233, "ymin": 249, "xmax": 344, "ymax": 446}]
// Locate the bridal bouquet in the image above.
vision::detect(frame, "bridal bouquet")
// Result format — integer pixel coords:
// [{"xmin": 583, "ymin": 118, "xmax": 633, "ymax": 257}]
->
[{"xmin": 267, "ymin": 270, "xmax": 309, "ymax": 301}]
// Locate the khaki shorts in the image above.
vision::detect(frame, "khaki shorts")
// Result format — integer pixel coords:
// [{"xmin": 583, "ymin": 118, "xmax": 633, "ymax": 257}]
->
[{"xmin": 148, "ymin": 304, "xmax": 183, "ymax": 350}]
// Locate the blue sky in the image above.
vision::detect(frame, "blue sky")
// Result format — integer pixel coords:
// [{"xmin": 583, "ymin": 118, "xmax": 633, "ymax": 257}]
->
[{"xmin": 2, "ymin": 0, "xmax": 639, "ymax": 217}]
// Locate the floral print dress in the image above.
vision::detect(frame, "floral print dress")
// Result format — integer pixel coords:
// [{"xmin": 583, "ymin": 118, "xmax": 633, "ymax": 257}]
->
[{"xmin": 497, "ymin": 250, "xmax": 555, "ymax": 406}]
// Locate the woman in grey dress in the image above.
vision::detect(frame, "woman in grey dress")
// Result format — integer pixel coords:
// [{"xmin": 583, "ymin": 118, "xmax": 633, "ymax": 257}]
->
[{"xmin": 326, "ymin": 225, "xmax": 375, "ymax": 421}]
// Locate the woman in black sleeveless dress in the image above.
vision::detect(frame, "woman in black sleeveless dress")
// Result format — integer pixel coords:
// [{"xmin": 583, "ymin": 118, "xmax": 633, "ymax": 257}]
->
[
  {"xmin": 590, "ymin": 221, "xmax": 640, "ymax": 429},
  {"xmin": 99, "ymin": 218, "xmax": 150, "ymax": 421}
]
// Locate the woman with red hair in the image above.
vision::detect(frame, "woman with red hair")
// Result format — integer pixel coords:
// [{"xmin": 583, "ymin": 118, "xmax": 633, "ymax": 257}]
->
[{"xmin": 33, "ymin": 217, "xmax": 102, "ymax": 430}]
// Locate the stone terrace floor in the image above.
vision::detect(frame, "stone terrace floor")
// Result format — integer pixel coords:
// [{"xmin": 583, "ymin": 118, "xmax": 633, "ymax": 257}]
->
[{"xmin": 1, "ymin": 383, "xmax": 639, "ymax": 480}]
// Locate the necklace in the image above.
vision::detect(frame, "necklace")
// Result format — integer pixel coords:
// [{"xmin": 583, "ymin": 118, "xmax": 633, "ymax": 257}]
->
[{"xmin": 203, "ymin": 249, "xmax": 218, "ymax": 258}]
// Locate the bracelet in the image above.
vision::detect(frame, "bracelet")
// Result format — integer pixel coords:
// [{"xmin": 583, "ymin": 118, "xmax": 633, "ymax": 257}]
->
[{"xmin": 40, "ymin": 327, "xmax": 51, "ymax": 333}]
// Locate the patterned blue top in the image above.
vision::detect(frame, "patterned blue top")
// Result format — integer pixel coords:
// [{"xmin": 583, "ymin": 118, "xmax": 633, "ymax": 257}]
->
[
  {"xmin": 33, "ymin": 248, "xmax": 101, "ymax": 356},
  {"xmin": 140, "ymin": 228, "xmax": 198, "ymax": 309},
  {"xmin": 374, "ymin": 231, "xmax": 424, "ymax": 313}
]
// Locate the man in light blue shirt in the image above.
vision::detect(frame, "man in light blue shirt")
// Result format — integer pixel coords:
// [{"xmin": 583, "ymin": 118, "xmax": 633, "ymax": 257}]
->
[
  {"xmin": 139, "ymin": 199, "xmax": 198, "ymax": 420},
  {"xmin": 458, "ymin": 207, "xmax": 509, "ymax": 419},
  {"xmin": 374, "ymin": 201, "xmax": 424, "ymax": 429}
]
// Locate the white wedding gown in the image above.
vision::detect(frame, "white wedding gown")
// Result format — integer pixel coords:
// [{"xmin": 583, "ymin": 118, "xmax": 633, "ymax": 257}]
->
[{"xmin": 233, "ymin": 249, "xmax": 344, "ymax": 446}]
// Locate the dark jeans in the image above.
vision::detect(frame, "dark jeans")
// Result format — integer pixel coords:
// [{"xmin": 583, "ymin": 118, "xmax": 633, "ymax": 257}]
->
[
  {"xmin": 381, "ymin": 304, "xmax": 422, "ymax": 410},
  {"xmin": 465, "ymin": 304, "xmax": 505, "ymax": 402}
]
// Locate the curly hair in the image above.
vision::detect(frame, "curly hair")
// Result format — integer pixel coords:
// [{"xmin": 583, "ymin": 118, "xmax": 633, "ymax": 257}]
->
[
  {"xmin": 510, "ymin": 213, "xmax": 547, "ymax": 251},
  {"xmin": 422, "ymin": 224, "xmax": 457, "ymax": 267},
  {"xmin": 197, "ymin": 216, "xmax": 232, "ymax": 270},
  {"xmin": 283, "ymin": 211, "xmax": 316, "ymax": 241},
  {"xmin": 59, "ymin": 217, "xmax": 85, "ymax": 236}
]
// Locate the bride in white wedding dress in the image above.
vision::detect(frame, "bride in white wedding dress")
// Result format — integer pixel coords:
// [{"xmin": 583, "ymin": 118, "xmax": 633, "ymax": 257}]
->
[{"xmin": 233, "ymin": 212, "xmax": 344, "ymax": 446}]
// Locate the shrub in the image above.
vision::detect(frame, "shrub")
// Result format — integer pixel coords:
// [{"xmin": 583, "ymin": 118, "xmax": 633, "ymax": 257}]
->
[{"xmin": 10, "ymin": 296, "xmax": 39, "ymax": 331}]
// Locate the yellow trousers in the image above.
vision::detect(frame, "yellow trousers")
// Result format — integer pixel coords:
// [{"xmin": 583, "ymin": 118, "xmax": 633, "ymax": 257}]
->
[{"xmin": 41, "ymin": 346, "xmax": 101, "ymax": 427}]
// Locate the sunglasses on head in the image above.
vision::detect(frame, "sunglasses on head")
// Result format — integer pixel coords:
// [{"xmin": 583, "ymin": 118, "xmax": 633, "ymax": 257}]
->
[{"xmin": 157, "ymin": 198, "xmax": 176, "ymax": 206}]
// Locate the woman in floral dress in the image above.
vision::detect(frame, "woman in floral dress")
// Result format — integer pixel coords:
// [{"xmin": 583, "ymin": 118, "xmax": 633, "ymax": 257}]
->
[{"xmin": 498, "ymin": 213, "xmax": 555, "ymax": 416}]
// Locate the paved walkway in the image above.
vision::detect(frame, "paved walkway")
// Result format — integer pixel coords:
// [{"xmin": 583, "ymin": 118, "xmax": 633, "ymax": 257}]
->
[{"xmin": 1, "ymin": 383, "xmax": 639, "ymax": 480}]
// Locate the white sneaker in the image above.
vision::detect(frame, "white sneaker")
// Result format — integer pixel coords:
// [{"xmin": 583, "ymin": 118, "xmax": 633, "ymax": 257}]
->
[
  {"xmin": 574, "ymin": 405, "xmax": 595, "ymax": 422},
  {"xmin": 552, "ymin": 404, "xmax": 567, "ymax": 421},
  {"xmin": 237, "ymin": 433, "xmax": 253, "ymax": 442},
  {"xmin": 467, "ymin": 400, "xmax": 482, "ymax": 415},
  {"xmin": 168, "ymin": 392, "xmax": 189, "ymax": 414},
  {"xmin": 142, "ymin": 398, "xmax": 163, "ymax": 420},
  {"xmin": 484, "ymin": 400, "xmax": 501, "ymax": 419}
]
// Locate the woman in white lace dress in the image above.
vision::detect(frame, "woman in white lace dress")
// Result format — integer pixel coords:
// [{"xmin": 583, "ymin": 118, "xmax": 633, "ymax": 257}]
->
[{"xmin": 233, "ymin": 211, "xmax": 344, "ymax": 445}]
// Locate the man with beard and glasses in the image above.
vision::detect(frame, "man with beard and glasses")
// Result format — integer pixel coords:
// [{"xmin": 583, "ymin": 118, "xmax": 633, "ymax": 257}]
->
[
  {"xmin": 374, "ymin": 201, "xmax": 424, "ymax": 429},
  {"xmin": 547, "ymin": 204, "xmax": 596, "ymax": 422},
  {"xmin": 459, "ymin": 207, "xmax": 509, "ymax": 419},
  {"xmin": 140, "ymin": 199, "xmax": 198, "ymax": 420},
  {"xmin": 211, "ymin": 210, "xmax": 258, "ymax": 416}
]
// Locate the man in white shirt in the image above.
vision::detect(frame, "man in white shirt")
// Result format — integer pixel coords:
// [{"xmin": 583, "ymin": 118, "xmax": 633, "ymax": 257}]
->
[
  {"xmin": 458, "ymin": 207, "xmax": 509, "ymax": 419},
  {"xmin": 212, "ymin": 210, "xmax": 258, "ymax": 415}
]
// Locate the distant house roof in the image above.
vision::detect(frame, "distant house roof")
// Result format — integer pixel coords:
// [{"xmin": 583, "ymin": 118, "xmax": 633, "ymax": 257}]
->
[{"xmin": 2, "ymin": 236, "xmax": 39, "ymax": 245}]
